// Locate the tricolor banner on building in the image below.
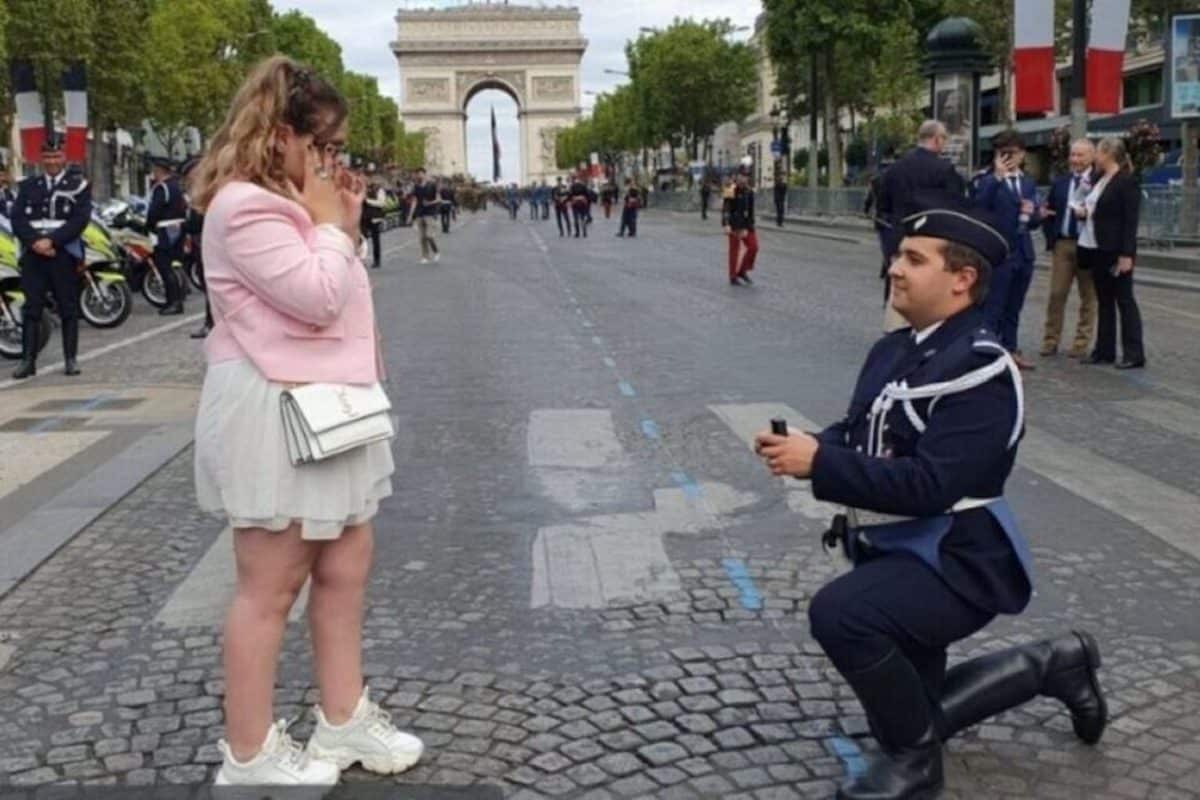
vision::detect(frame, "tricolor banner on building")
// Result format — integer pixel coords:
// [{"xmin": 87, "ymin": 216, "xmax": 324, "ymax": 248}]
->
[
  {"xmin": 62, "ymin": 62, "xmax": 89, "ymax": 163},
  {"xmin": 1087, "ymin": 0, "xmax": 1132, "ymax": 113},
  {"xmin": 1013, "ymin": 0, "xmax": 1056, "ymax": 113},
  {"xmin": 10, "ymin": 59, "xmax": 46, "ymax": 161}
]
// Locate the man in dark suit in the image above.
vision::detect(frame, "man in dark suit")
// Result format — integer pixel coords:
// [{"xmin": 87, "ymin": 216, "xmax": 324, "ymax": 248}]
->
[
  {"xmin": 10, "ymin": 133, "xmax": 92, "ymax": 379},
  {"xmin": 877, "ymin": 121, "xmax": 965, "ymax": 258},
  {"xmin": 1040, "ymin": 139, "xmax": 1097, "ymax": 358},
  {"xmin": 971, "ymin": 129, "xmax": 1041, "ymax": 369},
  {"xmin": 753, "ymin": 202, "xmax": 1106, "ymax": 799}
]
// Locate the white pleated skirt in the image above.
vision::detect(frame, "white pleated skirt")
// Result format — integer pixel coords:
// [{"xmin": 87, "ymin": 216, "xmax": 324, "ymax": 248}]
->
[{"xmin": 194, "ymin": 359, "xmax": 394, "ymax": 540}]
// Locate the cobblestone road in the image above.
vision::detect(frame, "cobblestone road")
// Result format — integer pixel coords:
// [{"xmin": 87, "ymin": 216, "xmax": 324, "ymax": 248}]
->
[{"xmin": 2, "ymin": 210, "xmax": 1200, "ymax": 799}]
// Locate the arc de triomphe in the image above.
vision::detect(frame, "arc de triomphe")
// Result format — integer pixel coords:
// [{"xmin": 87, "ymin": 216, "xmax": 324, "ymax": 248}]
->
[{"xmin": 393, "ymin": 4, "xmax": 587, "ymax": 185}]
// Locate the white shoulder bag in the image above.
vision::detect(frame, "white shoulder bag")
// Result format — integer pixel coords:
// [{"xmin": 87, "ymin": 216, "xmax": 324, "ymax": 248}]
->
[{"xmin": 280, "ymin": 383, "xmax": 395, "ymax": 466}]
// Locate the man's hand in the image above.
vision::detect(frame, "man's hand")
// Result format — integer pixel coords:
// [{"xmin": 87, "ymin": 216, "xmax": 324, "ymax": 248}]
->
[
  {"xmin": 754, "ymin": 431, "xmax": 820, "ymax": 479},
  {"xmin": 738, "ymin": 229, "xmax": 749, "ymax": 240},
  {"xmin": 1117, "ymin": 255, "xmax": 1134, "ymax": 274},
  {"xmin": 31, "ymin": 238, "xmax": 54, "ymax": 257}
]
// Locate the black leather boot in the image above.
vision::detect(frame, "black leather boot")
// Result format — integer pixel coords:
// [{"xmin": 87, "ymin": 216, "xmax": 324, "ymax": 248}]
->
[
  {"xmin": 11, "ymin": 321, "xmax": 39, "ymax": 379},
  {"xmin": 939, "ymin": 630, "xmax": 1106, "ymax": 744},
  {"xmin": 837, "ymin": 649, "xmax": 943, "ymax": 800},
  {"xmin": 62, "ymin": 317, "xmax": 81, "ymax": 376}
]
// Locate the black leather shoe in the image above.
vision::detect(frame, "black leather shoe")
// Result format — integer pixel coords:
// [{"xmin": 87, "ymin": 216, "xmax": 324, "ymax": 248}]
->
[
  {"xmin": 939, "ymin": 630, "xmax": 1107, "ymax": 745},
  {"xmin": 837, "ymin": 726, "xmax": 943, "ymax": 800},
  {"xmin": 729, "ymin": 278, "xmax": 740, "ymax": 286},
  {"xmin": 63, "ymin": 359, "xmax": 80, "ymax": 376},
  {"xmin": 1115, "ymin": 359, "xmax": 1145, "ymax": 370},
  {"xmin": 11, "ymin": 359, "xmax": 36, "ymax": 380},
  {"xmin": 159, "ymin": 303, "xmax": 185, "ymax": 316},
  {"xmin": 190, "ymin": 326, "xmax": 210, "ymax": 340},
  {"xmin": 739, "ymin": 274, "xmax": 753, "ymax": 285},
  {"xmin": 1082, "ymin": 354, "xmax": 1114, "ymax": 365}
]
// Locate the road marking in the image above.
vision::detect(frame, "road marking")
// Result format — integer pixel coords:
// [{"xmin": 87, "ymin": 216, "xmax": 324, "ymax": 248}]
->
[
  {"xmin": 1112, "ymin": 397, "xmax": 1200, "ymax": 440},
  {"xmin": 528, "ymin": 409, "xmax": 636, "ymax": 514},
  {"xmin": 1141, "ymin": 298, "xmax": 1200, "ymax": 324},
  {"xmin": 640, "ymin": 420, "xmax": 661, "ymax": 440},
  {"xmin": 1018, "ymin": 426, "xmax": 1200, "ymax": 561},
  {"xmin": 0, "ymin": 313, "xmax": 204, "ymax": 391},
  {"xmin": 830, "ymin": 737, "xmax": 867, "ymax": 778},
  {"xmin": 722, "ymin": 558, "xmax": 763, "ymax": 610},
  {"xmin": 156, "ymin": 527, "xmax": 309, "ymax": 628},
  {"xmin": 618, "ymin": 381, "xmax": 636, "ymax": 397}
]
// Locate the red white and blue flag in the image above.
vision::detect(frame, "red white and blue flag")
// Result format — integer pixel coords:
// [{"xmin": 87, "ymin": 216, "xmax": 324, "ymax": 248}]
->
[
  {"xmin": 62, "ymin": 62, "xmax": 89, "ymax": 163},
  {"xmin": 491, "ymin": 105, "xmax": 502, "ymax": 182},
  {"xmin": 1013, "ymin": 0, "xmax": 1055, "ymax": 113},
  {"xmin": 1087, "ymin": 0, "xmax": 1131, "ymax": 113},
  {"xmin": 10, "ymin": 59, "xmax": 46, "ymax": 161}
]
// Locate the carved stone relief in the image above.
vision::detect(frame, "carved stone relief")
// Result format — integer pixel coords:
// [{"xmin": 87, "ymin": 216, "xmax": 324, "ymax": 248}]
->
[
  {"xmin": 532, "ymin": 76, "xmax": 574, "ymax": 102},
  {"xmin": 406, "ymin": 78, "xmax": 450, "ymax": 104},
  {"xmin": 419, "ymin": 127, "xmax": 443, "ymax": 172},
  {"xmin": 538, "ymin": 126, "xmax": 561, "ymax": 166},
  {"xmin": 456, "ymin": 70, "xmax": 527, "ymax": 107}
]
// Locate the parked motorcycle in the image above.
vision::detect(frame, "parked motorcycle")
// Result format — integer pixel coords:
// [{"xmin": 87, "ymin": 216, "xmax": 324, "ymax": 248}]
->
[
  {"xmin": 0, "ymin": 223, "xmax": 51, "ymax": 361},
  {"xmin": 99, "ymin": 200, "xmax": 187, "ymax": 308},
  {"xmin": 78, "ymin": 219, "xmax": 133, "ymax": 328}
]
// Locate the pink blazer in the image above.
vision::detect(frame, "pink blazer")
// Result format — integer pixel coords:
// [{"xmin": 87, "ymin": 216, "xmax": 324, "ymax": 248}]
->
[{"xmin": 201, "ymin": 181, "xmax": 381, "ymax": 385}]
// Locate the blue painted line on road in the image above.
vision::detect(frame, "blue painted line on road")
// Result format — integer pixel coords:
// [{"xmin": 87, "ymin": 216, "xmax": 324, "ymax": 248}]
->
[
  {"xmin": 592, "ymin": 336, "xmax": 604, "ymax": 346},
  {"xmin": 830, "ymin": 737, "xmax": 867, "ymax": 778},
  {"xmin": 618, "ymin": 381, "xmax": 636, "ymax": 397},
  {"xmin": 640, "ymin": 420, "xmax": 660, "ymax": 440},
  {"xmin": 670, "ymin": 471, "xmax": 703, "ymax": 501},
  {"xmin": 721, "ymin": 558, "xmax": 763, "ymax": 610},
  {"xmin": 603, "ymin": 357, "xmax": 616, "ymax": 368}
]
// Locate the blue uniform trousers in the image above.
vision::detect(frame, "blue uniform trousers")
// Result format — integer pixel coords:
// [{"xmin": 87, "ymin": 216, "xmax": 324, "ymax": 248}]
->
[
  {"xmin": 809, "ymin": 555, "xmax": 994, "ymax": 707},
  {"xmin": 983, "ymin": 256, "xmax": 1034, "ymax": 352}
]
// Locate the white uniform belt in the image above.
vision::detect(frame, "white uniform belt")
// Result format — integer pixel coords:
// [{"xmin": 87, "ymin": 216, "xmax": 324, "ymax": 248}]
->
[
  {"xmin": 846, "ymin": 497, "xmax": 999, "ymax": 529},
  {"xmin": 156, "ymin": 218, "xmax": 186, "ymax": 229},
  {"xmin": 30, "ymin": 220, "xmax": 65, "ymax": 230}
]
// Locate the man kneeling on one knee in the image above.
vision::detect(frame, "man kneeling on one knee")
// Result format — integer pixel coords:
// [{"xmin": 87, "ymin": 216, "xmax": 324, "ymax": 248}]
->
[{"xmin": 753, "ymin": 197, "xmax": 1107, "ymax": 800}]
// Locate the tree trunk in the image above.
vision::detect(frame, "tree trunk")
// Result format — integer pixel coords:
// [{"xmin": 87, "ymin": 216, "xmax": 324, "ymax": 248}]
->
[{"xmin": 823, "ymin": 49, "xmax": 843, "ymax": 189}]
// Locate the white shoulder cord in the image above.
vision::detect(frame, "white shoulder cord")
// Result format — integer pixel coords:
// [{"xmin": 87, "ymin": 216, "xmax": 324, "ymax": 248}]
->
[{"xmin": 866, "ymin": 343, "xmax": 1024, "ymax": 458}]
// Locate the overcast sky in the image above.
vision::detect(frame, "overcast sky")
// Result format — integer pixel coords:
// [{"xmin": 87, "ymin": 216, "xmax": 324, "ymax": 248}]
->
[{"xmin": 274, "ymin": 1, "xmax": 759, "ymax": 180}]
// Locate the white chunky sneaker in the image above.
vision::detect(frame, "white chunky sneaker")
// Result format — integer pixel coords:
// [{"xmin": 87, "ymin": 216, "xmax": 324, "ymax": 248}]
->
[
  {"xmin": 308, "ymin": 688, "xmax": 424, "ymax": 775},
  {"xmin": 214, "ymin": 719, "xmax": 339, "ymax": 791}
]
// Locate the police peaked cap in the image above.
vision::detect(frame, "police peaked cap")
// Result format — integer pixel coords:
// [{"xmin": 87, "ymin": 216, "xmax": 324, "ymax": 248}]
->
[
  {"xmin": 901, "ymin": 205, "xmax": 1009, "ymax": 269},
  {"xmin": 149, "ymin": 156, "xmax": 176, "ymax": 170},
  {"xmin": 41, "ymin": 131, "xmax": 66, "ymax": 152}
]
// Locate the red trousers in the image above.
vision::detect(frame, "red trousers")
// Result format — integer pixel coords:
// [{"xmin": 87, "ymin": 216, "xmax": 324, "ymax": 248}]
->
[{"xmin": 727, "ymin": 230, "xmax": 759, "ymax": 280}]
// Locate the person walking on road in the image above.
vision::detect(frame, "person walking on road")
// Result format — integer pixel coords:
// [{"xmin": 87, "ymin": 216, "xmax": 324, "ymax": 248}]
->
[
  {"xmin": 972, "ymin": 129, "xmax": 1042, "ymax": 369},
  {"xmin": 754, "ymin": 202, "xmax": 1106, "ymax": 800},
  {"xmin": 505, "ymin": 183, "xmax": 519, "ymax": 220},
  {"xmin": 412, "ymin": 168, "xmax": 440, "ymax": 264},
  {"xmin": 9, "ymin": 132, "xmax": 91, "ymax": 379},
  {"xmin": 180, "ymin": 157, "xmax": 213, "ymax": 339},
  {"xmin": 147, "ymin": 156, "xmax": 189, "ymax": 316},
  {"xmin": 569, "ymin": 173, "xmax": 591, "ymax": 238},
  {"xmin": 722, "ymin": 167, "xmax": 758, "ymax": 285},
  {"xmin": 773, "ymin": 174, "xmax": 787, "ymax": 227},
  {"xmin": 616, "ymin": 180, "xmax": 641, "ymax": 238},
  {"xmin": 190, "ymin": 56, "xmax": 424, "ymax": 790},
  {"xmin": 1077, "ymin": 137, "xmax": 1146, "ymax": 369},
  {"xmin": 700, "ymin": 178, "xmax": 712, "ymax": 221},
  {"xmin": 439, "ymin": 180, "xmax": 456, "ymax": 234},
  {"xmin": 552, "ymin": 177, "xmax": 570, "ymax": 237},
  {"xmin": 1040, "ymin": 139, "xmax": 1098, "ymax": 358}
]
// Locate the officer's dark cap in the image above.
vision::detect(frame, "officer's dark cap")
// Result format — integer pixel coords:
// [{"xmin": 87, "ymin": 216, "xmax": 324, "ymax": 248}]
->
[
  {"xmin": 149, "ymin": 156, "xmax": 175, "ymax": 171},
  {"xmin": 41, "ymin": 132, "xmax": 66, "ymax": 153},
  {"xmin": 901, "ymin": 197, "xmax": 1009, "ymax": 269}
]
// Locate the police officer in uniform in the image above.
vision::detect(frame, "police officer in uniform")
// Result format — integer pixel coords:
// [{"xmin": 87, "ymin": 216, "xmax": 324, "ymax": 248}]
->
[
  {"xmin": 11, "ymin": 133, "xmax": 92, "ymax": 379},
  {"xmin": 0, "ymin": 162, "xmax": 16, "ymax": 219},
  {"xmin": 146, "ymin": 157, "xmax": 188, "ymax": 315},
  {"xmin": 754, "ymin": 200, "xmax": 1106, "ymax": 799}
]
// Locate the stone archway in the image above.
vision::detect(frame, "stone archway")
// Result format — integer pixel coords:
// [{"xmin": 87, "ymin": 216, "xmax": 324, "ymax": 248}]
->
[{"xmin": 393, "ymin": 3, "xmax": 587, "ymax": 185}]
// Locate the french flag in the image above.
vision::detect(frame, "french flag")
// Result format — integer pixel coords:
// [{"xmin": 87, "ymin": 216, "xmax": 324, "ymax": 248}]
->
[
  {"xmin": 10, "ymin": 59, "xmax": 45, "ymax": 161},
  {"xmin": 1013, "ymin": 0, "xmax": 1055, "ymax": 113},
  {"xmin": 62, "ymin": 62, "xmax": 89, "ymax": 163},
  {"xmin": 1087, "ymin": 0, "xmax": 1131, "ymax": 113}
]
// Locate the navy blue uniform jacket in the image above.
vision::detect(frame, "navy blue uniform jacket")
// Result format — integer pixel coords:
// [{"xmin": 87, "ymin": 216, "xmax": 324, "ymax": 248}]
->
[
  {"xmin": 971, "ymin": 172, "xmax": 1041, "ymax": 264},
  {"xmin": 809, "ymin": 307, "xmax": 1030, "ymax": 614},
  {"xmin": 11, "ymin": 172, "xmax": 92, "ymax": 267}
]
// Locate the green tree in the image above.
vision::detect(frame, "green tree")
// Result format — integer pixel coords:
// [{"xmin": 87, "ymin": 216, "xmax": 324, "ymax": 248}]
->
[
  {"xmin": 86, "ymin": 0, "xmax": 151, "ymax": 195},
  {"xmin": 272, "ymin": 9, "xmax": 345, "ymax": 80},
  {"xmin": 4, "ymin": 0, "xmax": 95, "ymax": 127},
  {"xmin": 140, "ymin": 0, "xmax": 255, "ymax": 156},
  {"xmin": 0, "ymin": 0, "xmax": 10, "ymax": 133},
  {"xmin": 340, "ymin": 71, "xmax": 384, "ymax": 164},
  {"xmin": 628, "ymin": 20, "xmax": 756, "ymax": 162}
]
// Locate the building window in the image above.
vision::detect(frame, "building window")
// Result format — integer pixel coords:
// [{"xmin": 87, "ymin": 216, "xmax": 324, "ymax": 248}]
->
[{"xmin": 1122, "ymin": 70, "xmax": 1162, "ymax": 109}]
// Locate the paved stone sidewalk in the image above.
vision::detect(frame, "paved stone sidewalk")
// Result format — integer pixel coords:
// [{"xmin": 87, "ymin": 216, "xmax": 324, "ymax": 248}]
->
[{"xmin": 1, "ymin": 450, "xmax": 1199, "ymax": 799}]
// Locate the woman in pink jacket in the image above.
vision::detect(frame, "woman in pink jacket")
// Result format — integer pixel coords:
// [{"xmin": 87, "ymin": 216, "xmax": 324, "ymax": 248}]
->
[{"xmin": 190, "ymin": 56, "xmax": 422, "ymax": 788}]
